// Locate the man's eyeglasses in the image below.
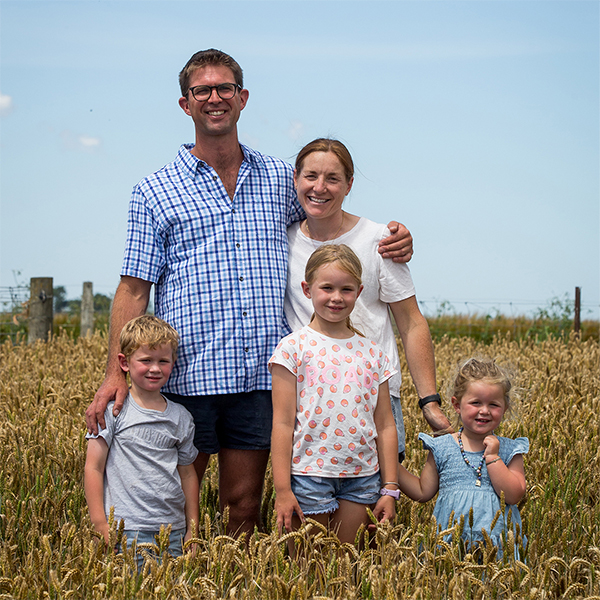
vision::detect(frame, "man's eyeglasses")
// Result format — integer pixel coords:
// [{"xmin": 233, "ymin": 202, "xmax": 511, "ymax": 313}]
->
[{"xmin": 188, "ymin": 83, "xmax": 242, "ymax": 102}]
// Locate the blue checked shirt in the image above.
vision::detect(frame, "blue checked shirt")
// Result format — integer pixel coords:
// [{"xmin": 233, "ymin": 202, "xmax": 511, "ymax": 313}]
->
[{"xmin": 121, "ymin": 144, "xmax": 304, "ymax": 396}]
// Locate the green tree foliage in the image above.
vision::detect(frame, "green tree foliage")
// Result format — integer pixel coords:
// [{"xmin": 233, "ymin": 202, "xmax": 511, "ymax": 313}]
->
[
  {"xmin": 93, "ymin": 293, "xmax": 112, "ymax": 313},
  {"xmin": 53, "ymin": 286, "xmax": 68, "ymax": 313}
]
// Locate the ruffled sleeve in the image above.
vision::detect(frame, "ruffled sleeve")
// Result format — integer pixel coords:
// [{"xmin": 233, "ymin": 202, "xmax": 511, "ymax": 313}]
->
[
  {"xmin": 500, "ymin": 436, "xmax": 529, "ymax": 465},
  {"xmin": 418, "ymin": 432, "xmax": 436, "ymax": 452},
  {"xmin": 417, "ymin": 432, "xmax": 454, "ymax": 474}
]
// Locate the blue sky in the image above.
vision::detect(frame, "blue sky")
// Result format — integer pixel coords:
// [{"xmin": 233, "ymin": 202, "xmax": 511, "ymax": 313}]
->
[{"xmin": 1, "ymin": 0, "xmax": 598, "ymax": 319}]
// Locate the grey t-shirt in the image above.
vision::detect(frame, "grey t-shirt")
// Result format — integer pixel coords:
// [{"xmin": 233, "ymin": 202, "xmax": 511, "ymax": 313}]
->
[{"xmin": 87, "ymin": 393, "xmax": 198, "ymax": 531}]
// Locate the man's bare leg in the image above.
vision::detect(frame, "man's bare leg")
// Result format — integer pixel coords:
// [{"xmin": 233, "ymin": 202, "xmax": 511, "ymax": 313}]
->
[
  {"xmin": 193, "ymin": 452, "xmax": 212, "ymax": 482},
  {"xmin": 218, "ymin": 448, "xmax": 270, "ymax": 537}
]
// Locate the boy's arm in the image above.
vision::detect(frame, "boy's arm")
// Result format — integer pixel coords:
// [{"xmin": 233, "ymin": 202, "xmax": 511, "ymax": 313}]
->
[
  {"xmin": 372, "ymin": 381, "xmax": 398, "ymax": 523},
  {"xmin": 84, "ymin": 437, "xmax": 110, "ymax": 543},
  {"xmin": 271, "ymin": 364, "xmax": 304, "ymax": 533},
  {"xmin": 483, "ymin": 436, "xmax": 527, "ymax": 505},
  {"xmin": 398, "ymin": 452, "xmax": 439, "ymax": 502},
  {"xmin": 177, "ymin": 463, "xmax": 200, "ymax": 546}
]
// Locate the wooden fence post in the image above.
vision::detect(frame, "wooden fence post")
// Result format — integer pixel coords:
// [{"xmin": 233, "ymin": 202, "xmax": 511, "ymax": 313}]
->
[
  {"xmin": 81, "ymin": 281, "xmax": 94, "ymax": 337},
  {"xmin": 574, "ymin": 287, "xmax": 581, "ymax": 335},
  {"xmin": 28, "ymin": 277, "xmax": 53, "ymax": 343}
]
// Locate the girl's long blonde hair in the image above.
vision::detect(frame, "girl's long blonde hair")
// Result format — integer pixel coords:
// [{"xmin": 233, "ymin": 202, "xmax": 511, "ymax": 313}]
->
[{"xmin": 304, "ymin": 244, "xmax": 365, "ymax": 336}]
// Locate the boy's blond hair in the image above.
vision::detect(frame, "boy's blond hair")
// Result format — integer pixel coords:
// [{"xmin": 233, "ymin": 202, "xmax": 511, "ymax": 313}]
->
[{"xmin": 119, "ymin": 315, "xmax": 179, "ymax": 360}]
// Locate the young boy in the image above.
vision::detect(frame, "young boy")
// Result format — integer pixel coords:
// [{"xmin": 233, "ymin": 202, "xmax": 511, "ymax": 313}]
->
[{"xmin": 85, "ymin": 315, "xmax": 199, "ymax": 562}]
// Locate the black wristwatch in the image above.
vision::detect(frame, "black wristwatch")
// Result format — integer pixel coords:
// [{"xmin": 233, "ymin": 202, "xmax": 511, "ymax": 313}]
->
[{"xmin": 418, "ymin": 393, "xmax": 441, "ymax": 410}]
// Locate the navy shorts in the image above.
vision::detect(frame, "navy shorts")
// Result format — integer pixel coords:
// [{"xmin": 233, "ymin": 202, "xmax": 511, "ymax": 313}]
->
[{"xmin": 164, "ymin": 390, "xmax": 272, "ymax": 454}]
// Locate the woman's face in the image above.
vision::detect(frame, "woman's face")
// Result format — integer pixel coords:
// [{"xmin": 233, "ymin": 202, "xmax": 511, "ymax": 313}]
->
[{"xmin": 294, "ymin": 151, "xmax": 354, "ymax": 223}]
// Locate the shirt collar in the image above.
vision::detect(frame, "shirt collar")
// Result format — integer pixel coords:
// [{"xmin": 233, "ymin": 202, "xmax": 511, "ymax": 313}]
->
[{"xmin": 176, "ymin": 142, "xmax": 265, "ymax": 179}]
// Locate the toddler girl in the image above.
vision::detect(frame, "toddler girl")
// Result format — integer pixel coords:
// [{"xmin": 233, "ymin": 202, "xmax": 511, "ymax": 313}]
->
[
  {"xmin": 399, "ymin": 358, "xmax": 528, "ymax": 557},
  {"xmin": 269, "ymin": 244, "xmax": 399, "ymax": 544}
]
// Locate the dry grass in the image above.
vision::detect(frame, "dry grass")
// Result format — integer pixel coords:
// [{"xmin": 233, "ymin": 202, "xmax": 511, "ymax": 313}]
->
[{"xmin": 0, "ymin": 331, "xmax": 598, "ymax": 599}]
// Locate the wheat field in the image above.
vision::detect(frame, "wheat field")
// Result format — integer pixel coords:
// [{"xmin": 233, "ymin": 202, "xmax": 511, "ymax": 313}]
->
[{"xmin": 0, "ymin": 331, "xmax": 598, "ymax": 599}]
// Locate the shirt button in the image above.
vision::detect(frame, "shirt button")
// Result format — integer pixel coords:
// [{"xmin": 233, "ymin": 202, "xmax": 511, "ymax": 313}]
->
[
  {"xmin": 236, "ymin": 243, "xmax": 240, "ymax": 248},
  {"xmin": 243, "ymin": 311, "xmax": 247, "ymax": 316},
  {"xmin": 232, "ymin": 208, "xmax": 236, "ymax": 213},
  {"xmin": 239, "ymin": 276, "xmax": 244, "ymax": 282},
  {"xmin": 244, "ymin": 348, "xmax": 249, "ymax": 352},
  {"xmin": 213, "ymin": 176, "xmax": 217, "ymax": 181}
]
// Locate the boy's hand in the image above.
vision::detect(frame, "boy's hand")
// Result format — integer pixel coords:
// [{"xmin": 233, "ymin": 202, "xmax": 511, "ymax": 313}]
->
[
  {"xmin": 275, "ymin": 490, "xmax": 304, "ymax": 534},
  {"xmin": 183, "ymin": 529, "xmax": 198, "ymax": 557},
  {"xmin": 483, "ymin": 435, "xmax": 500, "ymax": 458},
  {"xmin": 95, "ymin": 522, "xmax": 110, "ymax": 546}
]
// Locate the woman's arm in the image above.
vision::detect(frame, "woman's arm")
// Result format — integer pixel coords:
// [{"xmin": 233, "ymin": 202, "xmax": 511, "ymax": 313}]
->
[
  {"xmin": 372, "ymin": 381, "xmax": 398, "ymax": 523},
  {"xmin": 398, "ymin": 452, "xmax": 439, "ymax": 502},
  {"xmin": 177, "ymin": 463, "xmax": 200, "ymax": 548},
  {"xmin": 271, "ymin": 364, "xmax": 305, "ymax": 533},
  {"xmin": 389, "ymin": 296, "xmax": 452, "ymax": 433},
  {"xmin": 483, "ymin": 436, "xmax": 527, "ymax": 505},
  {"xmin": 84, "ymin": 437, "xmax": 110, "ymax": 543}
]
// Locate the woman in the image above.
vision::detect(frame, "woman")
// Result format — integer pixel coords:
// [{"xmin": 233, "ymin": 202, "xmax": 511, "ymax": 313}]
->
[{"xmin": 284, "ymin": 138, "xmax": 450, "ymax": 461}]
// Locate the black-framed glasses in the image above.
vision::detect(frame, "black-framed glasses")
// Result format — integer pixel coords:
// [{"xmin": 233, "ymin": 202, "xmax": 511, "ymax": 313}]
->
[{"xmin": 188, "ymin": 83, "xmax": 241, "ymax": 102}]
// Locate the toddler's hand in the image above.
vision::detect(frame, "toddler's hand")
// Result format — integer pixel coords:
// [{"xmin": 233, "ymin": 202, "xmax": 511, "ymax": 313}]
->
[{"xmin": 483, "ymin": 435, "xmax": 500, "ymax": 458}]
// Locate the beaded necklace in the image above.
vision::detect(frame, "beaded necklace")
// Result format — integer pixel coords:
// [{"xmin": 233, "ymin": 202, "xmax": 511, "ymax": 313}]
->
[{"xmin": 457, "ymin": 427, "xmax": 486, "ymax": 487}]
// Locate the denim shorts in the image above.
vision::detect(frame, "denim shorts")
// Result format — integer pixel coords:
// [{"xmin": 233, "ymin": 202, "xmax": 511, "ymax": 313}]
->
[
  {"xmin": 291, "ymin": 472, "xmax": 381, "ymax": 515},
  {"xmin": 120, "ymin": 528, "xmax": 185, "ymax": 569},
  {"xmin": 164, "ymin": 390, "xmax": 272, "ymax": 454},
  {"xmin": 390, "ymin": 394, "xmax": 406, "ymax": 463}
]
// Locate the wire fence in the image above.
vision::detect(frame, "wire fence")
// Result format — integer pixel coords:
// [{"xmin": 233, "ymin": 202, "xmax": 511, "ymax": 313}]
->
[
  {"xmin": 2, "ymin": 286, "xmax": 598, "ymax": 345},
  {"xmin": 418, "ymin": 298, "xmax": 600, "ymax": 320},
  {"xmin": 0, "ymin": 285, "xmax": 29, "ymax": 312}
]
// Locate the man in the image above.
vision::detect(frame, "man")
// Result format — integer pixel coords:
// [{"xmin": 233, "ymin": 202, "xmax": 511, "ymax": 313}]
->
[{"xmin": 86, "ymin": 49, "xmax": 439, "ymax": 536}]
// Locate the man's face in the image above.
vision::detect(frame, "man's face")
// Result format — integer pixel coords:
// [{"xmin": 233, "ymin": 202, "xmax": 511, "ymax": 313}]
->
[{"xmin": 179, "ymin": 64, "xmax": 248, "ymax": 139}]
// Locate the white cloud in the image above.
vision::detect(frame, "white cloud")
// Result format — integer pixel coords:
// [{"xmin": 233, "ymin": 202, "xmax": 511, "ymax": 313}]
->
[
  {"xmin": 60, "ymin": 130, "xmax": 102, "ymax": 152},
  {"xmin": 0, "ymin": 93, "xmax": 14, "ymax": 117},
  {"xmin": 78, "ymin": 135, "xmax": 101, "ymax": 149}
]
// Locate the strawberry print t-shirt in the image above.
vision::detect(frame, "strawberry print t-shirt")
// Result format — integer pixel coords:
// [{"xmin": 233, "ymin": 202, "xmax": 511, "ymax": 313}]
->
[{"xmin": 269, "ymin": 326, "xmax": 397, "ymax": 478}]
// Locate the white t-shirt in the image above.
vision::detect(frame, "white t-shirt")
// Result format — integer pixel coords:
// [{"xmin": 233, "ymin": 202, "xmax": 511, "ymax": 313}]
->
[
  {"xmin": 269, "ymin": 325, "xmax": 396, "ymax": 478},
  {"xmin": 284, "ymin": 217, "xmax": 416, "ymax": 396}
]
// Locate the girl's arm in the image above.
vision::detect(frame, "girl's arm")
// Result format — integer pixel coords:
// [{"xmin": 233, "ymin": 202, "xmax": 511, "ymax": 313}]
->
[
  {"xmin": 177, "ymin": 463, "xmax": 200, "ymax": 548},
  {"xmin": 271, "ymin": 364, "xmax": 305, "ymax": 533},
  {"xmin": 84, "ymin": 437, "xmax": 110, "ymax": 544},
  {"xmin": 398, "ymin": 452, "xmax": 439, "ymax": 502},
  {"xmin": 389, "ymin": 297, "xmax": 451, "ymax": 433},
  {"xmin": 483, "ymin": 436, "xmax": 527, "ymax": 505},
  {"xmin": 372, "ymin": 381, "xmax": 398, "ymax": 523}
]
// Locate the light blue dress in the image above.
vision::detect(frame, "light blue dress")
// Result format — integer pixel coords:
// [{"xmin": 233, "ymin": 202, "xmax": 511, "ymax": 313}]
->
[{"xmin": 419, "ymin": 433, "xmax": 529, "ymax": 556}]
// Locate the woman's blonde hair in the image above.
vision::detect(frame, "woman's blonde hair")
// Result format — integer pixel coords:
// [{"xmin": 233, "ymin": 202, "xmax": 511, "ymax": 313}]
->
[{"xmin": 304, "ymin": 244, "xmax": 364, "ymax": 336}]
